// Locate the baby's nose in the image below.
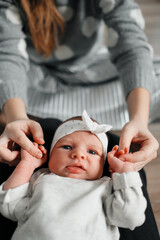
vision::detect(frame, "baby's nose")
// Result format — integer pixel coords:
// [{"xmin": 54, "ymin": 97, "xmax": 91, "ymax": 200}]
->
[{"xmin": 71, "ymin": 150, "xmax": 86, "ymax": 160}]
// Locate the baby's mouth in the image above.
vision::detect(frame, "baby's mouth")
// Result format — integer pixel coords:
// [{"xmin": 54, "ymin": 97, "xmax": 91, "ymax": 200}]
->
[{"xmin": 66, "ymin": 165, "xmax": 86, "ymax": 173}]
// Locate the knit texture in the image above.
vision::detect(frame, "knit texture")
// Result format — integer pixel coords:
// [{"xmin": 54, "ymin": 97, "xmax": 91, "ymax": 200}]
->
[{"xmin": 0, "ymin": 0, "xmax": 157, "ymax": 128}]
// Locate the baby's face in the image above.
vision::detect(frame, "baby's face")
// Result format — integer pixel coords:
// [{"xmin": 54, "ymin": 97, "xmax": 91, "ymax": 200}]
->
[{"xmin": 49, "ymin": 131, "xmax": 104, "ymax": 180}]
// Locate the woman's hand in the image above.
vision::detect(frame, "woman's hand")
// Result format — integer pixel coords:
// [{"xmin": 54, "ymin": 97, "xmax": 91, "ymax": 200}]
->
[
  {"xmin": 118, "ymin": 120, "xmax": 159, "ymax": 171},
  {"xmin": 0, "ymin": 119, "xmax": 45, "ymax": 164}
]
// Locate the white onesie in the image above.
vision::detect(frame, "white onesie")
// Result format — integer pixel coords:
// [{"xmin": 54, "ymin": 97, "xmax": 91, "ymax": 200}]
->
[{"xmin": 0, "ymin": 170, "xmax": 146, "ymax": 240}]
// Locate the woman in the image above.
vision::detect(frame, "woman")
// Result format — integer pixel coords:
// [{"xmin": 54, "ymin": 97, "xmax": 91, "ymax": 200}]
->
[{"xmin": 0, "ymin": 0, "xmax": 159, "ymax": 239}]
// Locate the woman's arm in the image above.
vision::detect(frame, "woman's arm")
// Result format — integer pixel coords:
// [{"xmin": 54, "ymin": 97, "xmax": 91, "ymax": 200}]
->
[
  {"xmin": 101, "ymin": 0, "xmax": 159, "ymax": 169},
  {"xmin": 127, "ymin": 87, "xmax": 150, "ymax": 127},
  {"xmin": 119, "ymin": 88, "xmax": 159, "ymax": 170},
  {"xmin": 0, "ymin": 2, "xmax": 45, "ymax": 163},
  {"xmin": 3, "ymin": 97, "xmax": 28, "ymax": 123},
  {"xmin": 101, "ymin": 0, "xmax": 154, "ymax": 99}
]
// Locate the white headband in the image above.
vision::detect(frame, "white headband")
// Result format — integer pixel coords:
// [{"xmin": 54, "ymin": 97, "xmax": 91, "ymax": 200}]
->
[{"xmin": 50, "ymin": 110, "xmax": 112, "ymax": 159}]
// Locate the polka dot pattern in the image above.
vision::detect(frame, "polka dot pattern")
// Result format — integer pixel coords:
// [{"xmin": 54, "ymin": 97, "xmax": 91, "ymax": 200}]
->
[
  {"xmin": 107, "ymin": 28, "xmax": 119, "ymax": 47},
  {"xmin": 130, "ymin": 9, "xmax": 145, "ymax": 29},
  {"xmin": 57, "ymin": 6, "xmax": 73, "ymax": 21},
  {"xmin": 17, "ymin": 39, "xmax": 28, "ymax": 59},
  {"xmin": 55, "ymin": 45, "xmax": 74, "ymax": 60},
  {"xmin": 99, "ymin": 0, "xmax": 115, "ymax": 14},
  {"xmin": 82, "ymin": 17, "xmax": 97, "ymax": 38},
  {"xmin": 5, "ymin": 5, "xmax": 22, "ymax": 25}
]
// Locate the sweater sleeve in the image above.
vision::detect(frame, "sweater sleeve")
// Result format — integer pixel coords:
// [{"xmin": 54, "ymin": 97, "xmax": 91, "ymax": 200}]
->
[
  {"xmin": 0, "ymin": 0, "xmax": 29, "ymax": 110},
  {"xmin": 104, "ymin": 172, "xmax": 147, "ymax": 230},
  {"xmin": 99, "ymin": 0, "xmax": 154, "ymax": 98}
]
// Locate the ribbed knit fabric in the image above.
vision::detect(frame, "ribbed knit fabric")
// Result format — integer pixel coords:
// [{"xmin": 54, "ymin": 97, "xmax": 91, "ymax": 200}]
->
[{"xmin": 0, "ymin": 0, "xmax": 159, "ymax": 129}]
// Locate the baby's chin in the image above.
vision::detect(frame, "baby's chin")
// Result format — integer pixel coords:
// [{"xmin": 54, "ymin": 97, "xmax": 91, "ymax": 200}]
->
[
  {"xmin": 48, "ymin": 167, "xmax": 102, "ymax": 180},
  {"xmin": 61, "ymin": 172, "xmax": 102, "ymax": 181},
  {"xmin": 61, "ymin": 172, "xmax": 88, "ymax": 180}
]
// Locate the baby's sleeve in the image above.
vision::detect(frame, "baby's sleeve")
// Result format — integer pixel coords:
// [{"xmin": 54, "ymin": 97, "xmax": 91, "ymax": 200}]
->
[
  {"xmin": 104, "ymin": 172, "xmax": 147, "ymax": 230},
  {"xmin": 0, "ymin": 182, "xmax": 29, "ymax": 221}
]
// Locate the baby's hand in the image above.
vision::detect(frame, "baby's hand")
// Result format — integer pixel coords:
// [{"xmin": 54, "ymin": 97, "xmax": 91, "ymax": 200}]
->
[
  {"xmin": 20, "ymin": 143, "xmax": 47, "ymax": 169},
  {"xmin": 107, "ymin": 145, "xmax": 134, "ymax": 175}
]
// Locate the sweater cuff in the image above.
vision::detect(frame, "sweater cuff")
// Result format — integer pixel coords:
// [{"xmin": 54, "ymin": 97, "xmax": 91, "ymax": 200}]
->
[
  {"xmin": 120, "ymin": 60, "xmax": 154, "ymax": 99},
  {"xmin": 112, "ymin": 172, "xmax": 142, "ymax": 190}
]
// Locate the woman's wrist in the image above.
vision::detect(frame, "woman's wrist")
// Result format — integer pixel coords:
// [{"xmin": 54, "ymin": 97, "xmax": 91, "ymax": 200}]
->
[
  {"xmin": 4, "ymin": 98, "xmax": 28, "ymax": 123},
  {"xmin": 127, "ymin": 87, "xmax": 150, "ymax": 127}
]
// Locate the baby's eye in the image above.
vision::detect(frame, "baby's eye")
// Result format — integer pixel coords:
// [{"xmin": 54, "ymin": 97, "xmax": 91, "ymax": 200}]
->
[
  {"xmin": 88, "ymin": 150, "xmax": 97, "ymax": 155},
  {"xmin": 62, "ymin": 145, "xmax": 72, "ymax": 150}
]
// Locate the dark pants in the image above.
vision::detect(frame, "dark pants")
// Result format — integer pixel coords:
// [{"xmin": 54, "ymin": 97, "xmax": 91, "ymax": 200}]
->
[{"xmin": 0, "ymin": 118, "xmax": 159, "ymax": 240}]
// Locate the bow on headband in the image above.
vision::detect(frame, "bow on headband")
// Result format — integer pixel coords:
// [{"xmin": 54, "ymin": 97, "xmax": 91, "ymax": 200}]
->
[
  {"xmin": 82, "ymin": 110, "xmax": 112, "ymax": 134},
  {"xmin": 50, "ymin": 110, "xmax": 112, "ymax": 159}
]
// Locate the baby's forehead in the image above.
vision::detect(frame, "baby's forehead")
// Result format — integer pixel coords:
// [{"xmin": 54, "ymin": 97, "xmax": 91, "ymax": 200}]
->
[
  {"xmin": 58, "ymin": 131, "xmax": 102, "ymax": 144},
  {"xmin": 60, "ymin": 130, "xmax": 97, "ymax": 139}
]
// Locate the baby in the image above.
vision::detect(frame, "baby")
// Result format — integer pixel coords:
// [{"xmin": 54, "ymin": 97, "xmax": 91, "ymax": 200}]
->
[{"xmin": 0, "ymin": 110, "xmax": 146, "ymax": 240}]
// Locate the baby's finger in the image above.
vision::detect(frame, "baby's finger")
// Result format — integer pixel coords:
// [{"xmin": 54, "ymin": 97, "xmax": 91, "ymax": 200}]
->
[
  {"xmin": 41, "ymin": 152, "xmax": 47, "ymax": 164},
  {"xmin": 112, "ymin": 145, "xmax": 119, "ymax": 151},
  {"xmin": 38, "ymin": 145, "xmax": 47, "ymax": 154},
  {"xmin": 124, "ymin": 147, "xmax": 129, "ymax": 154}
]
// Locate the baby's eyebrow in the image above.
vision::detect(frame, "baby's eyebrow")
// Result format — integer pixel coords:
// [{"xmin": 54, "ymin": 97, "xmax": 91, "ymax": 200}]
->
[
  {"xmin": 88, "ymin": 144, "xmax": 103, "ymax": 153},
  {"xmin": 88, "ymin": 144, "xmax": 101, "ymax": 149},
  {"xmin": 58, "ymin": 137, "xmax": 73, "ymax": 143}
]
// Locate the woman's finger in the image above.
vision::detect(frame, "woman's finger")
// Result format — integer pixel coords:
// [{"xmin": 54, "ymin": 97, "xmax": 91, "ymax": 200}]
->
[
  {"xmin": 9, "ymin": 130, "xmax": 43, "ymax": 158},
  {"xmin": 118, "ymin": 137, "xmax": 159, "ymax": 171},
  {"xmin": 29, "ymin": 121, "xmax": 45, "ymax": 144},
  {"xmin": 0, "ymin": 147, "xmax": 20, "ymax": 162},
  {"xmin": 119, "ymin": 125, "xmax": 134, "ymax": 151}
]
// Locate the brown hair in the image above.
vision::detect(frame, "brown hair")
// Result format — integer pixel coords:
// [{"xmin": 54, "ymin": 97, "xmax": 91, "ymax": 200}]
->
[{"xmin": 19, "ymin": 0, "xmax": 65, "ymax": 57}]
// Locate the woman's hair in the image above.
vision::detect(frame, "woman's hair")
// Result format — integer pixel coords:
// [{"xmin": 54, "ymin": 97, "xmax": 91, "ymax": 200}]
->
[{"xmin": 19, "ymin": 0, "xmax": 65, "ymax": 57}]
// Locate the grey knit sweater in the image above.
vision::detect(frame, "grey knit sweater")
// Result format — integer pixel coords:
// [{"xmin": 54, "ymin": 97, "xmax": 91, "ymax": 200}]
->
[{"xmin": 0, "ymin": 0, "xmax": 154, "ymax": 127}]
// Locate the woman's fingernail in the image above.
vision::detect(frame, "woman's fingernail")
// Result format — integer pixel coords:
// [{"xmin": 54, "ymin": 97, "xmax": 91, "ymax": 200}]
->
[{"xmin": 37, "ymin": 138, "xmax": 44, "ymax": 143}]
